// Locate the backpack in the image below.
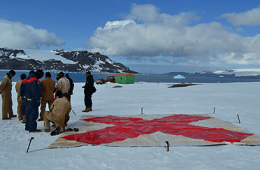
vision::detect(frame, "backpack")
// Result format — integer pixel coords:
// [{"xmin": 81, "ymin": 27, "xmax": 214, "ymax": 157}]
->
[{"xmin": 92, "ymin": 86, "xmax": 97, "ymax": 94}]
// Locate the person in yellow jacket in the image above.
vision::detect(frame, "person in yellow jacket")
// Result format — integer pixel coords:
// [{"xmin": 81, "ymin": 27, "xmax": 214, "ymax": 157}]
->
[
  {"xmin": 56, "ymin": 72, "xmax": 70, "ymax": 100},
  {"xmin": 44, "ymin": 90, "xmax": 71, "ymax": 135},
  {"xmin": 0, "ymin": 70, "xmax": 16, "ymax": 120},
  {"xmin": 15, "ymin": 73, "xmax": 27, "ymax": 121},
  {"xmin": 39, "ymin": 72, "xmax": 56, "ymax": 121}
]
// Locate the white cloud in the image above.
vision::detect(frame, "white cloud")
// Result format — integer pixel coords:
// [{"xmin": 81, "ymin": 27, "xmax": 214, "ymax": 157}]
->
[
  {"xmin": 220, "ymin": 7, "xmax": 260, "ymax": 26},
  {"xmin": 185, "ymin": 59, "xmax": 204, "ymax": 67},
  {"xmin": 86, "ymin": 4, "xmax": 260, "ymax": 69},
  {"xmin": 218, "ymin": 52, "xmax": 260, "ymax": 65},
  {"xmin": 0, "ymin": 19, "xmax": 65, "ymax": 49},
  {"xmin": 126, "ymin": 4, "xmax": 160, "ymax": 24},
  {"xmin": 235, "ymin": 27, "xmax": 243, "ymax": 32}
]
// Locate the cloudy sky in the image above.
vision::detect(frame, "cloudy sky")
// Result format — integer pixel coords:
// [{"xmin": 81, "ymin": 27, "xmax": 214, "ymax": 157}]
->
[{"xmin": 1, "ymin": 0, "xmax": 260, "ymax": 73}]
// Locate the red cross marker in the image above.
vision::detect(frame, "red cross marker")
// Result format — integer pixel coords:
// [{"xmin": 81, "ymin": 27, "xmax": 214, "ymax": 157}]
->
[{"xmin": 62, "ymin": 115, "xmax": 253, "ymax": 145}]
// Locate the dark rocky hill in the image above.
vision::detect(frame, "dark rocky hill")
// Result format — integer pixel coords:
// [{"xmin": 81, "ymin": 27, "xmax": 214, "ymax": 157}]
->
[{"xmin": 0, "ymin": 48, "xmax": 137, "ymax": 73}]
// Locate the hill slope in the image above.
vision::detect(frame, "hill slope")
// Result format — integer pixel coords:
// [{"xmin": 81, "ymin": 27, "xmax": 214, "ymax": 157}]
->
[{"xmin": 0, "ymin": 48, "xmax": 137, "ymax": 73}]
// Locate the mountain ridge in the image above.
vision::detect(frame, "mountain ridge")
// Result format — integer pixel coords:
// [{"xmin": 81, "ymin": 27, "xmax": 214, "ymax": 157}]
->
[{"xmin": 0, "ymin": 48, "xmax": 137, "ymax": 73}]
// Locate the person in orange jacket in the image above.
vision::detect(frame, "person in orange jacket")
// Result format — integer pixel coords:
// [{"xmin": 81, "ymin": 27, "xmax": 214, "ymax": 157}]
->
[
  {"xmin": 15, "ymin": 73, "xmax": 27, "ymax": 121},
  {"xmin": 39, "ymin": 72, "xmax": 56, "ymax": 121},
  {"xmin": 0, "ymin": 70, "xmax": 16, "ymax": 120},
  {"xmin": 44, "ymin": 90, "xmax": 71, "ymax": 135}
]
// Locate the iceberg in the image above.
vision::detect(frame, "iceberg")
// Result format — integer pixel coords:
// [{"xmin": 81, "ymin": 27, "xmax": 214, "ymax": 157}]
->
[{"xmin": 173, "ymin": 74, "xmax": 186, "ymax": 79}]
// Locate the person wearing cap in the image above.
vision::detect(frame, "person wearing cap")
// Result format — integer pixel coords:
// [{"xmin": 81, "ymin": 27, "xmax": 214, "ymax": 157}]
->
[
  {"xmin": 82, "ymin": 71, "xmax": 96, "ymax": 112},
  {"xmin": 55, "ymin": 72, "xmax": 70, "ymax": 100},
  {"xmin": 15, "ymin": 73, "xmax": 27, "ymax": 121},
  {"xmin": 39, "ymin": 72, "xmax": 56, "ymax": 121},
  {"xmin": 23, "ymin": 70, "xmax": 43, "ymax": 132},
  {"xmin": 44, "ymin": 90, "xmax": 71, "ymax": 135},
  {"xmin": 0, "ymin": 70, "xmax": 16, "ymax": 120}
]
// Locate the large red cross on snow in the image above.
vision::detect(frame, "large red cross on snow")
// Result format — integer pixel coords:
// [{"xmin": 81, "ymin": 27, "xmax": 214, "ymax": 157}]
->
[{"xmin": 62, "ymin": 115, "xmax": 253, "ymax": 145}]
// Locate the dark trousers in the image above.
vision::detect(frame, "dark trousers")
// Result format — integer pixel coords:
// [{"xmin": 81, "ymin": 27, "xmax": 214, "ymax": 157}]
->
[
  {"xmin": 62, "ymin": 93, "xmax": 71, "ymax": 102},
  {"xmin": 84, "ymin": 95, "xmax": 92, "ymax": 108},
  {"xmin": 65, "ymin": 115, "xmax": 70, "ymax": 125},
  {"xmin": 21, "ymin": 99, "xmax": 26, "ymax": 116},
  {"xmin": 25, "ymin": 100, "xmax": 39, "ymax": 131},
  {"xmin": 68, "ymin": 94, "xmax": 71, "ymax": 102}
]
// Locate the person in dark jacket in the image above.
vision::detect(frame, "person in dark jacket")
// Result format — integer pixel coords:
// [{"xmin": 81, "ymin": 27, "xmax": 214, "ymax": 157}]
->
[
  {"xmin": 23, "ymin": 70, "xmax": 44, "ymax": 132},
  {"xmin": 20, "ymin": 75, "xmax": 27, "ymax": 123},
  {"xmin": 65, "ymin": 73, "xmax": 74, "ymax": 102},
  {"xmin": 82, "ymin": 71, "xmax": 95, "ymax": 112}
]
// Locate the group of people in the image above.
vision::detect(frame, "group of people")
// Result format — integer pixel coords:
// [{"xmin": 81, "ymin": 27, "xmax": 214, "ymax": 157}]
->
[{"xmin": 0, "ymin": 69, "xmax": 96, "ymax": 136}]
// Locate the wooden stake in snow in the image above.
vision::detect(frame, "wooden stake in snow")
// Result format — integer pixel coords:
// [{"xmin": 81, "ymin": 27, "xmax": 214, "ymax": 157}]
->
[
  {"xmin": 165, "ymin": 141, "xmax": 170, "ymax": 152},
  {"xmin": 71, "ymin": 109, "xmax": 76, "ymax": 115},
  {"xmin": 237, "ymin": 114, "xmax": 241, "ymax": 123},
  {"xmin": 26, "ymin": 137, "xmax": 34, "ymax": 153},
  {"xmin": 141, "ymin": 107, "xmax": 143, "ymax": 114},
  {"xmin": 213, "ymin": 107, "xmax": 215, "ymax": 114}
]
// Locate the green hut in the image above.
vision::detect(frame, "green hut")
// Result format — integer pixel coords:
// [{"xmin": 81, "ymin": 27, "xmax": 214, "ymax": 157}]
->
[{"xmin": 115, "ymin": 73, "xmax": 135, "ymax": 84}]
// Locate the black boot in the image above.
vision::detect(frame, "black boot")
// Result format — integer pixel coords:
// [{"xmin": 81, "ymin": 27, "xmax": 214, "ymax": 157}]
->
[{"xmin": 50, "ymin": 127, "xmax": 61, "ymax": 136}]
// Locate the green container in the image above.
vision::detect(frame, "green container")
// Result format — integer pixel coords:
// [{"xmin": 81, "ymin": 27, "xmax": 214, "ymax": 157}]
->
[{"xmin": 115, "ymin": 73, "xmax": 135, "ymax": 84}]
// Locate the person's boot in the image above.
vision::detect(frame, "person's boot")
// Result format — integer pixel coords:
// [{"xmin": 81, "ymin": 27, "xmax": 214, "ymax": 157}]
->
[
  {"xmin": 50, "ymin": 127, "xmax": 61, "ymax": 136},
  {"xmin": 22, "ymin": 115, "xmax": 26, "ymax": 123},
  {"xmin": 29, "ymin": 129, "xmax": 41, "ymax": 133},
  {"xmin": 65, "ymin": 128, "xmax": 73, "ymax": 131},
  {"xmin": 2, "ymin": 117, "xmax": 11, "ymax": 120},
  {"xmin": 18, "ymin": 115, "xmax": 22, "ymax": 121},
  {"xmin": 89, "ymin": 107, "xmax": 92, "ymax": 111},
  {"xmin": 82, "ymin": 108, "xmax": 90, "ymax": 112}
]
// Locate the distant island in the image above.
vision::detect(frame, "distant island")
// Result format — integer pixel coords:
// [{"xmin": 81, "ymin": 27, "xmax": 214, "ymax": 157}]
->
[{"xmin": 161, "ymin": 71, "xmax": 260, "ymax": 83}]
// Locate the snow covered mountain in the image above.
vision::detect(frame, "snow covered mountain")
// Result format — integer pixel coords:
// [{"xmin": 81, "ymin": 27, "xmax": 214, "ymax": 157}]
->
[
  {"xmin": 0, "ymin": 48, "xmax": 137, "ymax": 73},
  {"xmin": 214, "ymin": 69, "xmax": 260, "ymax": 76}
]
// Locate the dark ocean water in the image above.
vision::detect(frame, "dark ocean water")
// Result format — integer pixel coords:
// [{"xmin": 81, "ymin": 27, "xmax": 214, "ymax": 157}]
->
[{"xmin": 1, "ymin": 70, "xmax": 260, "ymax": 83}]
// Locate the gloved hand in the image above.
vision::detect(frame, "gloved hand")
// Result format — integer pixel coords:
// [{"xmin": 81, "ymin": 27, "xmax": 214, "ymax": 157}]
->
[{"xmin": 36, "ymin": 100, "xmax": 41, "ymax": 107}]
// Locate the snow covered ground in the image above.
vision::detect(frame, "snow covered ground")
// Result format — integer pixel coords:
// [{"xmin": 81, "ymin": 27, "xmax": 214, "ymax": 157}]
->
[
  {"xmin": 1, "ymin": 82, "xmax": 260, "ymax": 170},
  {"xmin": 13, "ymin": 49, "xmax": 76, "ymax": 64}
]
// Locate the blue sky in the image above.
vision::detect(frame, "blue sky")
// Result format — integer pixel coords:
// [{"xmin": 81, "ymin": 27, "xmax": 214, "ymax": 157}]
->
[{"xmin": 1, "ymin": 0, "xmax": 260, "ymax": 73}]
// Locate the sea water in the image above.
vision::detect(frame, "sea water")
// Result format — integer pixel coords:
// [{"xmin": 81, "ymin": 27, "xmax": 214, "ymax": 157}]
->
[{"xmin": 1, "ymin": 70, "xmax": 260, "ymax": 83}]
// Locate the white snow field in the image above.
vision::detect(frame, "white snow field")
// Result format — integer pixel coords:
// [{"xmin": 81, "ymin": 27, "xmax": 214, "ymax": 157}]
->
[{"xmin": 1, "ymin": 82, "xmax": 260, "ymax": 170}]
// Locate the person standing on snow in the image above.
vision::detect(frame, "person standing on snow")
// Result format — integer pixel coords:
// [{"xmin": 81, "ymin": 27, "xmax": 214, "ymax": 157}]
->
[
  {"xmin": 56, "ymin": 72, "xmax": 70, "ymax": 100},
  {"xmin": 15, "ymin": 73, "xmax": 27, "ymax": 121},
  {"xmin": 65, "ymin": 73, "xmax": 74, "ymax": 102},
  {"xmin": 0, "ymin": 70, "xmax": 16, "ymax": 120},
  {"xmin": 38, "ymin": 72, "xmax": 56, "ymax": 121},
  {"xmin": 24, "ymin": 70, "xmax": 43, "ymax": 132},
  {"xmin": 44, "ymin": 90, "xmax": 71, "ymax": 135},
  {"xmin": 82, "ymin": 71, "xmax": 96, "ymax": 112},
  {"xmin": 20, "ymin": 74, "xmax": 27, "ymax": 123}
]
